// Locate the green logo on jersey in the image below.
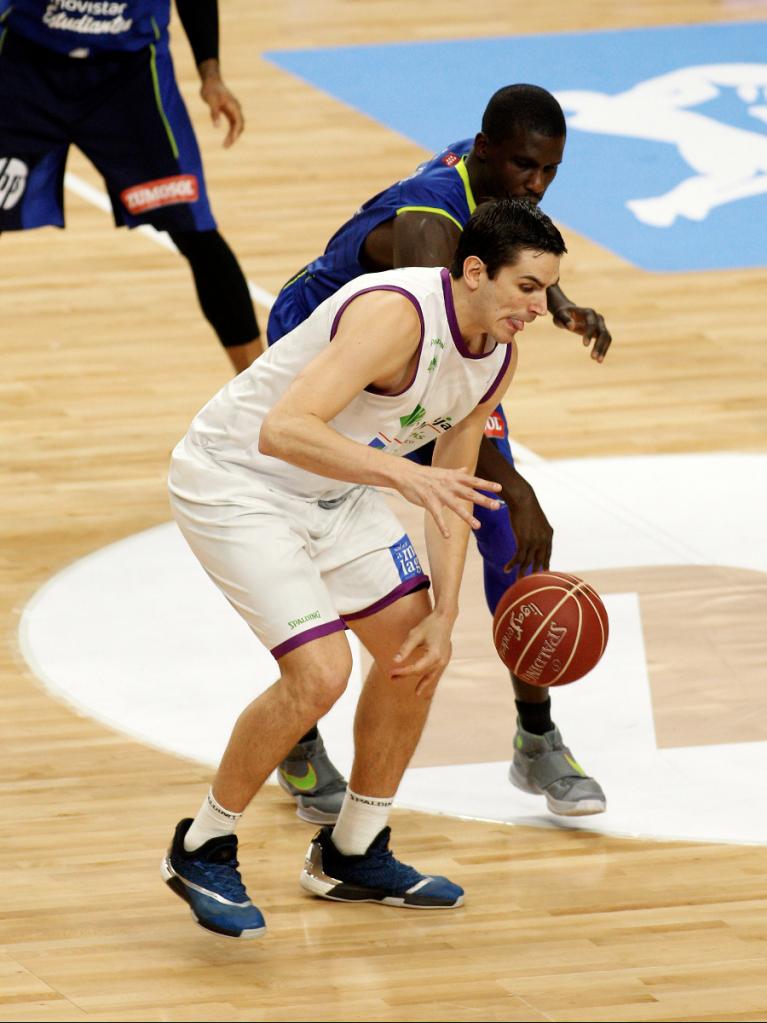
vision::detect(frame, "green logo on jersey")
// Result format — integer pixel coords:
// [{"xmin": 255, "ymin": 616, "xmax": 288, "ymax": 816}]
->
[
  {"xmin": 427, "ymin": 356, "xmax": 438, "ymax": 372},
  {"xmin": 430, "ymin": 337, "xmax": 445, "ymax": 349},
  {"xmin": 400, "ymin": 404, "xmax": 426, "ymax": 428}
]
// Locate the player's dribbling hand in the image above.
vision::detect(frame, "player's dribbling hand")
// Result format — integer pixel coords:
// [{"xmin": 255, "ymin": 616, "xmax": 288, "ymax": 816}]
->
[
  {"xmin": 200, "ymin": 74, "xmax": 245, "ymax": 148},
  {"xmin": 390, "ymin": 611, "xmax": 453, "ymax": 698},
  {"xmin": 552, "ymin": 303, "xmax": 612, "ymax": 363},
  {"xmin": 397, "ymin": 464, "xmax": 502, "ymax": 539},
  {"xmin": 502, "ymin": 485, "xmax": 553, "ymax": 575}
]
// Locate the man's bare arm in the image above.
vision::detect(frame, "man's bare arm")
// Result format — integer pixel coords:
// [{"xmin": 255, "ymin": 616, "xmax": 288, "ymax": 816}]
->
[
  {"xmin": 476, "ymin": 436, "xmax": 553, "ymax": 574},
  {"xmin": 392, "ymin": 211, "xmax": 462, "ymax": 268},
  {"xmin": 547, "ymin": 281, "xmax": 612, "ymax": 362}
]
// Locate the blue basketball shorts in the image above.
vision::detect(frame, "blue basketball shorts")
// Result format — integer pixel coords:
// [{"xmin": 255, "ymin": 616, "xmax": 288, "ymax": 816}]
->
[{"xmin": 0, "ymin": 30, "xmax": 216, "ymax": 232}]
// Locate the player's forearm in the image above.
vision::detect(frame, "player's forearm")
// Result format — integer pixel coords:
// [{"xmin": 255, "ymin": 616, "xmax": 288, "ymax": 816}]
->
[
  {"xmin": 175, "ymin": 0, "xmax": 219, "ymax": 71},
  {"xmin": 259, "ymin": 411, "xmax": 401, "ymax": 490},
  {"xmin": 425, "ymin": 424, "xmax": 483, "ymax": 618},
  {"xmin": 547, "ymin": 282, "xmax": 574, "ymax": 315},
  {"xmin": 477, "ymin": 435, "xmax": 535, "ymax": 504},
  {"xmin": 424, "ymin": 510, "xmax": 470, "ymax": 622}
]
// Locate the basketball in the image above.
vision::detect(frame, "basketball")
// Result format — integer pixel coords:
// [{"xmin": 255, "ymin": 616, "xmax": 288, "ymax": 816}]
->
[{"xmin": 492, "ymin": 571, "xmax": 609, "ymax": 686}]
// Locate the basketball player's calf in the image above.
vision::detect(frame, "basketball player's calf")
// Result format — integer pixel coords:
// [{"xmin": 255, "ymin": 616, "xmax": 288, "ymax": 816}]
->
[
  {"xmin": 162, "ymin": 635, "xmax": 352, "ymax": 938},
  {"xmin": 170, "ymin": 230, "xmax": 263, "ymax": 373},
  {"xmin": 300, "ymin": 590, "xmax": 464, "ymax": 909}
]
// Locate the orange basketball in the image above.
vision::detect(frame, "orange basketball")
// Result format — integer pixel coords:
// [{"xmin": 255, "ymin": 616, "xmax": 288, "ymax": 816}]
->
[{"xmin": 492, "ymin": 571, "xmax": 609, "ymax": 686}]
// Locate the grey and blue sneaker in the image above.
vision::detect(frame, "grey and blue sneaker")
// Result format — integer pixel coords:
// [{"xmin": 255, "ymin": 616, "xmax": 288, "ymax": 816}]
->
[
  {"xmin": 300, "ymin": 826, "xmax": 464, "ymax": 909},
  {"xmin": 278, "ymin": 733, "xmax": 347, "ymax": 824},
  {"xmin": 161, "ymin": 818, "xmax": 266, "ymax": 939},
  {"xmin": 509, "ymin": 721, "xmax": 607, "ymax": 816}
]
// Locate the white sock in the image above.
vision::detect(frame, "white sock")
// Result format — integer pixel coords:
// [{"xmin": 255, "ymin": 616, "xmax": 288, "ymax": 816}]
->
[
  {"xmin": 331, "ymin": 788, "xmax": 394, "ymax": 856},
  {"xmin": 184, "ymin": 788, "xmax": 243, "ymax": 852}
]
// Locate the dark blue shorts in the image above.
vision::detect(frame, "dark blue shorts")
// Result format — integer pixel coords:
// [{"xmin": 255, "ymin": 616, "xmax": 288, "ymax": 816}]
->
[{"xmin": 0, "ymin": 30, "xmax": 216, "ymax": 232}]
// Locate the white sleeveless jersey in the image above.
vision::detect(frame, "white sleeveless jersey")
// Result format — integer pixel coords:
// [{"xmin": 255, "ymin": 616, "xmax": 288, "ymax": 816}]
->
[{"xmin": 177, "ymin": 267, "xmax": 511, "ymax": 500}]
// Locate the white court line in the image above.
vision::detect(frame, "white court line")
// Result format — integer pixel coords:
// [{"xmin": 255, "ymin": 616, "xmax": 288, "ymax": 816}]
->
[{"xmin": 63, "ymin": 171, "xmax": 277, "ymax": 309}]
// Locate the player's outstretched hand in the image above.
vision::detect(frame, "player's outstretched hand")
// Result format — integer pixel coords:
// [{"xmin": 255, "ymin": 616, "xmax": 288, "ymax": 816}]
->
[
  {"xmin": 502, "ymin": 480, "xmax": 553, "ymax": 575},
  {"xmin": 200, "ymin": 74, "xmax": 245, "ymax": 148},
  {"xmin": 390, "ymin": 611, "xmax": 453, "ymax": 698},
  {"xmin": 396, "ymin": 464, "xmax": 502, "ymax": 539},
  {"xmin": 552, "ymin": 303, "xmax": 612, "ymax": 363}
]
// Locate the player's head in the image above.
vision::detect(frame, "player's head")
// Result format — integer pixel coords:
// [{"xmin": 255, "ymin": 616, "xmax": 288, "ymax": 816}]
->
[
  {"xmin": 451, "ymin": 198, "xmax": 566, "ymax": 279},
  {"xmin": 473, "ymin": 84, "xmax": 566, "ymax": 204},
  {"xmin": 450, "ymin": 198, "xmax": 566, "ymax": 343}
]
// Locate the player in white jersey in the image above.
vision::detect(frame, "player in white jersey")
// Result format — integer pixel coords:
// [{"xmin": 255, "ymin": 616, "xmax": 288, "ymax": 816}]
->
[{"xmin": 161, "ymin": 199, "xmax": 565, "ymax": 938}]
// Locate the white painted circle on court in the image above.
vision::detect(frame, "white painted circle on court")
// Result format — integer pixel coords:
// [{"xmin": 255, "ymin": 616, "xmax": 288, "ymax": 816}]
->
[{"xmin": 19, "ymin": 452, "xmax": 767, "ymax": 845}]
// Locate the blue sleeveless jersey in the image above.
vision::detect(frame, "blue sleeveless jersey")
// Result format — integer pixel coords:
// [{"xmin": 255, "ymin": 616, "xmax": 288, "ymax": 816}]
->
[
  {"xmin": 0, "ymin": 0, "xmax": 170, "ymax": 55},
  {"xmin": 267, "ymin": 140, "xmax": 477, "ymax": 343}
]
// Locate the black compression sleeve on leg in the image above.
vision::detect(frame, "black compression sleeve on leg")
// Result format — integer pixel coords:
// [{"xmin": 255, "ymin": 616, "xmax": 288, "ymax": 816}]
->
[
  {"xmin": 175, "ymin": 0, "xmax": 219, "ymax": 67},
  {"xmin": 170, "ymin": 229, "xmax": 260, "ymax": 347},
  {"xmin": 515, "ymin": 698, "xmax": 554, "ymax": 736}
]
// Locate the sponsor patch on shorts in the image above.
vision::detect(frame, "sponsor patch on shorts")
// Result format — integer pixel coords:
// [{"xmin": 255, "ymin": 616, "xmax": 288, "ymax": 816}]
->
[
  {"xmin": 0, "ymin": 157, "xmax": 28, "ymax": 211},
  {"xmin": 484, "ymin": 412, "xmax": 507, "ymax": 439},
  {"xmin": 389, "ymin": 535, "xmax": 423, "ymax": 582},
  {"xmin": 121, "ymin": 174, "xmax": 199, "ymax": 213}
]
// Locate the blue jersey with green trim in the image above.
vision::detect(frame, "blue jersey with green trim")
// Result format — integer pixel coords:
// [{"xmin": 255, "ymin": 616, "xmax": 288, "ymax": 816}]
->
[
  {"xmin": 0, "ymin": 0, "xmax": 170, "ymax": 55},
  {"xmin": 268, "ymin": 139, "xmax": 476, "ymax": 342}
]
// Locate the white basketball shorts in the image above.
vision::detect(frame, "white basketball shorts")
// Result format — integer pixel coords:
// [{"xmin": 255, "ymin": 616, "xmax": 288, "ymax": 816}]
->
[{"xmin": 168, "ymin": 441, "xmax": 430, "ymax": 659}]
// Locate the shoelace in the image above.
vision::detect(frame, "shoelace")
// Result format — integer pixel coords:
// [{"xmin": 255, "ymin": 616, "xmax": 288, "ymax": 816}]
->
[
  {"xmin": 365, "ymin": 839, "xmax": 421, "ymax": 885},
  {"xmin": 203, "ymin": 854, "xmax": 249, "ymax": 902}
]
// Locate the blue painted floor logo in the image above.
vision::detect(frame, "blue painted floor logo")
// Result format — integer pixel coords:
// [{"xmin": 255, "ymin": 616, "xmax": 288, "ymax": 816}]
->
[{"xmin": 266, "ymin": 22, "xmax": 767, "ymax": 271}]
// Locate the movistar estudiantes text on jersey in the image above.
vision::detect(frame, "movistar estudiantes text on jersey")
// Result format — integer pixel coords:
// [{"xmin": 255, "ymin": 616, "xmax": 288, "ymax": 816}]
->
[{"xmin": 0, "ymin": 0, "xmax": 171, "ymax": 55}]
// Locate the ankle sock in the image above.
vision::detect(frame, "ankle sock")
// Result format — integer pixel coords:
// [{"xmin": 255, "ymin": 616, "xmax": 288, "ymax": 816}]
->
[
  {"xmin": 184, "ymin": 788, "xmax": 243, "ymax": 852},
  {"xmin": 331, "ymin": 788, "xmax": 394, "ymax": 856}
]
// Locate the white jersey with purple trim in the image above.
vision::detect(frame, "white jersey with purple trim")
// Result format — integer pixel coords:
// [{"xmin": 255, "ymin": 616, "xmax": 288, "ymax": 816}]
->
[{"xmin": 175, "ymin": 266, "xmax": 511, "ymax": 502}]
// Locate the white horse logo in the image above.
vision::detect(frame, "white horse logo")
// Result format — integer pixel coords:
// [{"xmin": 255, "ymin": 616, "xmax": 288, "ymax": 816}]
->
[{"xmin": 557, "ymin": 65, "xmax": 767, "ymax": 227}]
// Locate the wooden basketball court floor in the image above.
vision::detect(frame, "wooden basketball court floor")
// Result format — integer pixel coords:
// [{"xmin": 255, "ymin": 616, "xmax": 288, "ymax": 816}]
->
[{"xmin": 2, "ymin": 1, "xmax": 767, "ymax": 1020}]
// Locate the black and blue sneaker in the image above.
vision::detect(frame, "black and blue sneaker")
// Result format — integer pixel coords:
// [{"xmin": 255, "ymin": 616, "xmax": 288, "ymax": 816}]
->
[
  {"xmin": 161, "ymin": 818, "xmax": 266, "ymax": 939},
  {"xmin": 300, "ymin": 825, "xmax": 464, "ymax": 909}
]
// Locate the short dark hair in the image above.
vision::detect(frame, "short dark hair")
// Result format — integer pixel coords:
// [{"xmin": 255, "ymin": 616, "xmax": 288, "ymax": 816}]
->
[
  {"xmin": 450, "ymin": 199, "xmax": 566, "ymax": 279},
  {"xmin": 482, "ymin": 84, "xmax": 566, "ymax": 143}
]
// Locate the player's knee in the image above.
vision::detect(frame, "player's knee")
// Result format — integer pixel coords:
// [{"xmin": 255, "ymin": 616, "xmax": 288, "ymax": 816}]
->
[
  {"xmin": 285, "ymin": 657, "xmax": 351, "ymax": 719},
  {"xmin": 307, "ymin": 668, "xmax": 349, "ymax": 718}
]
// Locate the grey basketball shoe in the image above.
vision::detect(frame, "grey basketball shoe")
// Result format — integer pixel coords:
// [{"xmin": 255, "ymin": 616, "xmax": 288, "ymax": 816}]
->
[
  {"xmin": 509, "ymin": 721, "xmax": 606, "ymax": 816},
  {"xmin": 278, "ymin": 732, "xmax": 347, "ymax": 824}
]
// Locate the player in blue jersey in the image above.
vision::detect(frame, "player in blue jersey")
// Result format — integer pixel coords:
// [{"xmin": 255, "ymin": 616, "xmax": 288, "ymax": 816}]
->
[
  {"xmin": 271, "ymin": 84, "xmax": 613, "ymax": 823},
  {"xmin": 0, "ymin": 0, "xmax": 261, "ymax": 372}
]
